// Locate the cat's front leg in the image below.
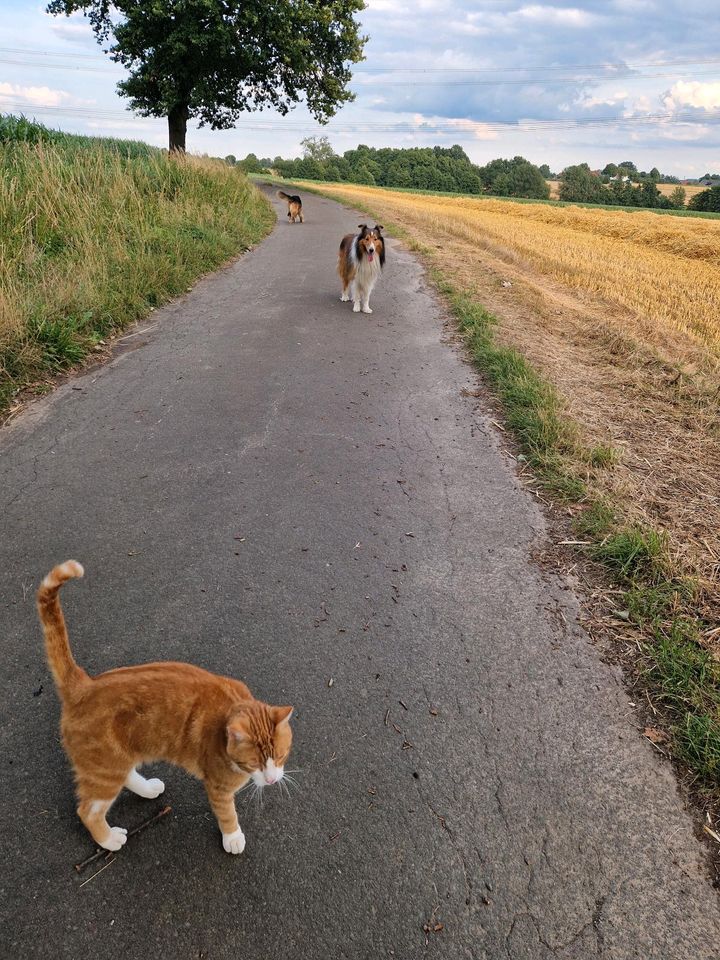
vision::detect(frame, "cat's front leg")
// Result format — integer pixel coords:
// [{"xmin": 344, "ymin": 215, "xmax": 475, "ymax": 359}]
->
[{"xmin": 205, "ymin": 783, "xmax": 245, "ymax": 854}]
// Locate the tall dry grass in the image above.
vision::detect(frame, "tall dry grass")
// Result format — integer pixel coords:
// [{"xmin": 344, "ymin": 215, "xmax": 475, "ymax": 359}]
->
[
  {"xmin": 311, "ymin": 183, "xmax": 720, "ymax": 353},
  {"xmin": 0, "ymin": 140, "xmax": 273, "ymax": 410}
]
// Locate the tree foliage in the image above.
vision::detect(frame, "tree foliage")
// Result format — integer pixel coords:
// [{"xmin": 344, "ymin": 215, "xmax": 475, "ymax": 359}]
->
[
  {"xmin": 558, "ymin": 164, "xmax": 606, "ymax": 203},
  {"xmin": 46, "ymin": 0, "xmax": 366, "ymax": 151},
  {"xmin": 689, "ymin": 185, "xmax": 720, "ymax": 212},
  {"xmin": 301, "ymin": 136, "xmax": 336, "ymax": 163},
  {"xmin": 480, "ymin": 156, "xmax": 550, "ymax": 199},
  {"xmin": 668, "ymin": 186, "xmax": 686, "ymax": 209},
  {"xmin": 273, "ymin": 144, "xmax": 551, "ymax": 199},
  {"xmin": 559, "ymin": 163, "xmax": 673, "ymax": 209}
]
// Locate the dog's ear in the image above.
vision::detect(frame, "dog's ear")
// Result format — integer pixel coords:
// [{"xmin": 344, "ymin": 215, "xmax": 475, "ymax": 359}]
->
[
  {"xmin": 358, "ymin": 223, "xmax": 368, "ymax": 232},
  {"xmin": 375, "ymin": 225, "xmax": 385, "ymax": 233}
]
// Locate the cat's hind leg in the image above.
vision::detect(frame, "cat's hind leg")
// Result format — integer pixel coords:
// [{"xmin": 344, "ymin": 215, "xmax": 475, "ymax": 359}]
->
[
  {"xmin": 125, "ymin": 767, "xmax": 165, "ymax": 799},
  {"xmin": 76, "ymin": 773, "xmax": 128, "ymax": 851}
]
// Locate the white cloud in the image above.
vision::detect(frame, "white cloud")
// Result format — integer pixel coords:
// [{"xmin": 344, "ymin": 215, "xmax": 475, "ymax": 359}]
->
[
  {"xmin": 45, "ymin": 9, "xmax": 96, "ymax": 44},
  {"xmin": 515, "ymin": 5, "xmax": 600, "ymax": 27},
  {"xmin": 578, "ymin": 90, "xmax": 629, "ymax": 110},
  {"xmin": 0, "ymin": 81, "xmax": 93, "ymax": 108},
  {"xmin": 444, "ymin": 117, "xmax": 499, "ymax": 140},
  {"xmin": 663, "ymin": 81, "xmax": 720, "ymax": 112}
]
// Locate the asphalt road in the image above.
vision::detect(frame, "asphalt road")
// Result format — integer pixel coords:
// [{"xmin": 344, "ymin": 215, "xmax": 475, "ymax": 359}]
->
[{"xmin": 1, "ymin": 187, "xmax": 718, "ymax": 959}]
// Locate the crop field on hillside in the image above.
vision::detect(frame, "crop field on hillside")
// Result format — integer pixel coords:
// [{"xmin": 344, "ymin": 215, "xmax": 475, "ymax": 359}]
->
[{"xmin": 293, "ymin": 180, "xmax": 720, "ymax": 606}]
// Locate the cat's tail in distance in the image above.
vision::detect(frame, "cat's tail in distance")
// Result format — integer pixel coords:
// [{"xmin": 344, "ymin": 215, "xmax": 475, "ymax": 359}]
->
[{"xmin": 37, "ymin": 561, "xmax": 87, "ymax": 693}]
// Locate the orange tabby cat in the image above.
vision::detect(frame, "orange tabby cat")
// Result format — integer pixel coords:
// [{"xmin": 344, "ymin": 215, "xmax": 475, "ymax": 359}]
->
[{"xmin": 37, "ymin": 560, "xmax": 293, "ymax": 855}]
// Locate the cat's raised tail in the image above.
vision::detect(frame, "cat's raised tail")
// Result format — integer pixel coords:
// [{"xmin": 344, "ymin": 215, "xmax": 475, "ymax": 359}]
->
[{"xmin": 37, "ymin": 560, "xmax": 87, "ymax": 694}]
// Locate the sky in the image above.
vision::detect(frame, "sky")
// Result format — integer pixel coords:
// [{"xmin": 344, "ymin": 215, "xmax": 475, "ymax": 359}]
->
[{"xmin": 1, "ymin": 1, "xmax": 720, "ymax": 176}]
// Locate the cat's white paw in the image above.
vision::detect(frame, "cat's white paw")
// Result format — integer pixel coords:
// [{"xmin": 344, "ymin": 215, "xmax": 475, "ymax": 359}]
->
[
  {"xmin": 222, "ymin": 828, "xmax": 246, "ymax": 855},
  {"xmin": 141, "ymin": 778, "xmax": 165, "ymax": 799},
  {"xmin": 362, "ymin": 306, "xmax": 373, "ymax": 314},
  {"xmin": 126, "ymin": 769, "xmax": 165, "ymax": 799},
  {"xmin": 101, "ymin": 826, "xmax": 128, "ymax": 851},
  {"xmin": 352, "ymin": 302, "xmax": 361, "ymax": 313}
]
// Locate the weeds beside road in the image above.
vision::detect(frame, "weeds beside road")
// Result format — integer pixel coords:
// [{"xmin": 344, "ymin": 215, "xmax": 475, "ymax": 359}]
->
[{"xmin": 0, "ymin": 120, "xmax": 273, "ymax": 418}]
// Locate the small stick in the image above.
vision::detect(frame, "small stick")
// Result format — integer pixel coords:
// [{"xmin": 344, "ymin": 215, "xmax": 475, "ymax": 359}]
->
[
  {"xmin": 79, "ymin": 857, "xmax": 116, "ymax": 887},
  {"xmin": 384, "ymin": 709, "xmax": 390, "ymax": 726},
  {"xmin": 74, "ymin": 805, "xmax": 172, "ymax": 873}
]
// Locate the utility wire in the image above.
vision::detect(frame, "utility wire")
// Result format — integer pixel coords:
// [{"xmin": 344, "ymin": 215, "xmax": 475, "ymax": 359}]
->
[
  {"xmin": 3, "ymin": 46, "xmax": 720, "ymax": 73},
  {"xmin": 5, "ymin": 55, "xmax": 720, "ymax": 85},
  {"xmin": 2, "ymin": 98, "xmax": 718, "ymax": 131}
]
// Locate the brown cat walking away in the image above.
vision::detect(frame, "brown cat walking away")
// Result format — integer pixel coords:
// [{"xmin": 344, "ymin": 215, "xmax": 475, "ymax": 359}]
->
[{"xmin": 37, "ymin": 561, "xmax": 293, "ymax": 855}]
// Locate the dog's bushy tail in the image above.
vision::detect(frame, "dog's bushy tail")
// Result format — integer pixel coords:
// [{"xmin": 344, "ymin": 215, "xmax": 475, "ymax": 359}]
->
[{"xmin": 277, "ymin": 190, "xmax": 293, "ymax": 201}]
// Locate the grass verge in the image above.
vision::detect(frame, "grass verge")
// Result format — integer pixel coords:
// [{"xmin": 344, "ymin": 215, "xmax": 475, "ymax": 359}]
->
[
  {"xmin": 276, "ymin": 176, "xmax": 720, "ymax": 809},
  {"xmin": 1, "ymin": 127, "xmax": 274, "ymax": 418}
]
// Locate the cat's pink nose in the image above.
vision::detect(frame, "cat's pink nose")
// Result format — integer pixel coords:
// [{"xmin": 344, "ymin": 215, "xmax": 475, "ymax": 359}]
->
[{"xmin": 265, "ymin": 774, "xmax": 277, "ymax": 785}]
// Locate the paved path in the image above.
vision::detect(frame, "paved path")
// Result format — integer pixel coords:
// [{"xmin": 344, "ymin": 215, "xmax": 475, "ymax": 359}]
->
[{"xmin": 1, "ymin": 187, "xmax": 718, "ymax": 959}]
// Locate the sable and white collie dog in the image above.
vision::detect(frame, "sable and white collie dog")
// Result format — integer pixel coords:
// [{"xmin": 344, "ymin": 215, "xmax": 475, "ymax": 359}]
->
[{"xmin": 338, "ymin": 224, "xmax": 385, "ymax": 314}]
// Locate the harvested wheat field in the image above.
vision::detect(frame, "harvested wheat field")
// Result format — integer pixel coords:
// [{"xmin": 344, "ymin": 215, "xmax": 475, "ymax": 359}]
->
[{"xmin": 301, "ymin": 182, "xmax": 720, "ymax": 608}]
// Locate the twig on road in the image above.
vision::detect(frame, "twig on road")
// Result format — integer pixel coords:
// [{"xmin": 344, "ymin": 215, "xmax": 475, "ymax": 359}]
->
[{"xmin": 74, "ymin": 805, "xmax": 172, "ymax": 873}]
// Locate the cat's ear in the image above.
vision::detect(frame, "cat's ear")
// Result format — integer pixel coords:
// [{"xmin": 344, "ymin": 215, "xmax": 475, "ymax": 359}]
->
[{"xmin": 271, "ymin": 705, "xmax": 293, "ymax": 726}]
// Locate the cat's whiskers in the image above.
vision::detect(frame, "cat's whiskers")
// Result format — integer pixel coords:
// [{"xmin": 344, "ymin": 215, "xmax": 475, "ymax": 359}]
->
[{"xmin": 283, "ymin": 774, "xmax": 302, "ymax": 793}]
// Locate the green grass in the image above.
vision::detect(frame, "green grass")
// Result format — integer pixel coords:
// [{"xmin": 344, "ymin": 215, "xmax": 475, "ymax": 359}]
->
[
  {"xmin": 0, "ymin": 118, "xmax": 274, "ymax": 414},
  {"xmin": 285, "ymin": 175, "xmax": 720, "ymax": 796},
  {"xmin": 434, "ymin": 279, "xmax": 586, "ymax": 500},
  {"xmin": 648, "ymin": 626, "xmax": 720, "ymax": 782},
  {"xmin": 0, "ymin": 113, "xmax": 157, "ymax": 158}
]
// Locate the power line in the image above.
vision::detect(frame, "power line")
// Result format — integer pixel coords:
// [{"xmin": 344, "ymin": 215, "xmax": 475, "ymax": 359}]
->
[
  {"xmin": 353, "ymin": 69, "xmax": 720, "ymax": 87},
  {"xmin": 3, "ymin": 55, "xmax": 719, "ymax": 92},
  {"xmin": 3, "ymin": 45, "xmax": 720, "ymax": 72},
  {"xmin": 3, "ymin": 98, "xmax": 719, "ymax": 132}
]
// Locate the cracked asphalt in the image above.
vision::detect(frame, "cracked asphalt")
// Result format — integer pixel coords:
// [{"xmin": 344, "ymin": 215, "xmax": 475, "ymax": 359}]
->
[{"xmin": 1, "ymin": 186, "xmax": 719, "ymax": 959}]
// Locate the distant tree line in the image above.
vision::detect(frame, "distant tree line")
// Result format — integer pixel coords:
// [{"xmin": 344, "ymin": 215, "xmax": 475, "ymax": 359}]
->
[
  {"xmin": 236, "ymin": 137, "xmax": 550, "ymax": 200},
  {"xmin": 228, "ymin": 138, "xmax": 720, "ymax": 210},
  {"xmin": 559, "ymin": 163, "xmax": 685, "ymax": 209}
]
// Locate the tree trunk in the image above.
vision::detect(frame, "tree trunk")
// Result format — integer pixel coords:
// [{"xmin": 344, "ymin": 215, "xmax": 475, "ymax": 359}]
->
[{"xmin": 168, "ymin": 103, "xmax": 189, "ymax": 153}]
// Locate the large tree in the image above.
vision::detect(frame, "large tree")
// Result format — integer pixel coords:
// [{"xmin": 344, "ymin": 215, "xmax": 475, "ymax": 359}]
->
[
  {"xmin": 558, "ymin": 164, "xmax": 605, "ymax": 204},
  {"xmin": 47, "ymin": 1, "xmax": 366, "ymax": 152}
]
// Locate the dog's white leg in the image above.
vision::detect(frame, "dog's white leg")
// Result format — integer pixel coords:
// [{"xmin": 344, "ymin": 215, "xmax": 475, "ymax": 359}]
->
[
  {"xmin": 340, "ymin": 285, "xmax": 350, "ymax": 302},
  {"xmin": 353, "ymin": 298, "xmax": 361, "ymax": 313},
  {"xmin": 361, "ymin": 298, "xmax": 373, "ymax": 314}
]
